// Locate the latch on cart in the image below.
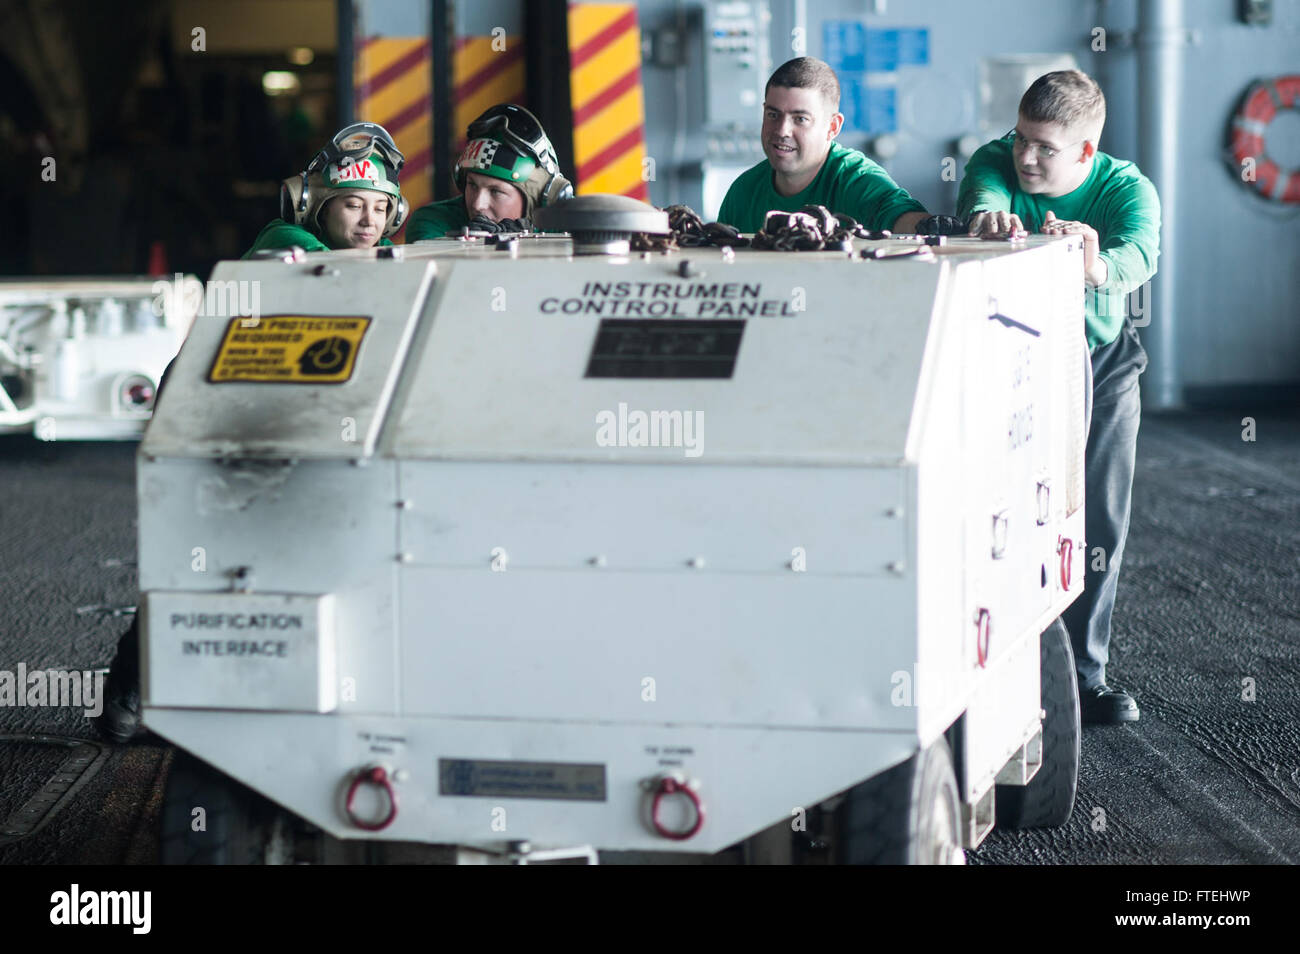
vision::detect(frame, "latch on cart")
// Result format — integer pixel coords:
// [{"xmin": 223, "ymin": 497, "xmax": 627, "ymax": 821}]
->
[{"xmin": 643, "ymin": 771, "xmax": 706, "ymax": 840}]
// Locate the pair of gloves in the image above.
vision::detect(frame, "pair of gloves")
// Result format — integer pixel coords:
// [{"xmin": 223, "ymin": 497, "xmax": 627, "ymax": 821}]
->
[
  {"xmin": 466, "ymin": 214, "xmax": 532, "ymax": 234},
  {"xmin": 914, "ymin": 213, "xmax": 969, "ymax": 236}
]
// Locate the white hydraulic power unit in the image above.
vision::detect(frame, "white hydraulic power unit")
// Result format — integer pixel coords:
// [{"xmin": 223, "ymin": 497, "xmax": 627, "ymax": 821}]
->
[
  {"xmin": 139, "ymin": 201, "xmax": 1089, "ymax": 864},
  {"xmin": 0, "ymin": 278, "xmax": 192, "ymax": 440}
]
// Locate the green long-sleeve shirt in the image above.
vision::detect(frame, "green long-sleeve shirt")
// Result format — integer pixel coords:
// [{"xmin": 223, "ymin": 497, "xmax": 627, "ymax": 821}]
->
[
  {"xmin": 405, "ymin": 197, "xmax": 470, "ymax": 241},
  {"xmin": 241, "ymin": 219, "xmax": 393, "ymax": 258},
  {"xmin": 717, "ymin": 142, "xmax": 925, "ymax": 234},
  {"xmin": 956, "ymin": 133, "xmax": 1160, "ymax": 349}
]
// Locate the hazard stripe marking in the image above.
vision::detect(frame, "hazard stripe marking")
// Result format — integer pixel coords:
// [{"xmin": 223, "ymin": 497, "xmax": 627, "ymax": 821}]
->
[{"xmin": 567, "ymin": 3, "xmax": 649, "ymax": 200}]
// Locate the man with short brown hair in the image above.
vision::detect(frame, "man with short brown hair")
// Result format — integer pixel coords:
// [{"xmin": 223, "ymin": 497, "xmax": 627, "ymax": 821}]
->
[
  {"xmin": 959, "ymin": 69, "xmax": 1161, "ymax": 724},
  {"xmin": 717, "ymin": 57, "xmax": 927, "ymax": 234}
]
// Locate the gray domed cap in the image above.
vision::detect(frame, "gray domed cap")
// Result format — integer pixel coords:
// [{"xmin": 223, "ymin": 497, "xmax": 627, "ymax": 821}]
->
[{"xmin": 535, "ymin": 194, "xmax": 669, "ymax": 254}]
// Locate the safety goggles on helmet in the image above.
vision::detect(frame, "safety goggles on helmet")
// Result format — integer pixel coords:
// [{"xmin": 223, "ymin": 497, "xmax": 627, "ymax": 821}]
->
[
  {"xmin": 466, "ymin": 105, "xmax": 557, "ymax": 175},
  {"xmin": 307, "ymin": 122, "xmax": 405, "ymax": 177},
  {"xmin": 281, "ymin": 133, "xmax": 409, "ymax": 238}
]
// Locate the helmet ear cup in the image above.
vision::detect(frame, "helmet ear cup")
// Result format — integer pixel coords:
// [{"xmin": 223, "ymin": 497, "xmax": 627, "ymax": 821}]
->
[
  {"xmin": 541, "ymin": 172, "xmax": 574, "ymax": 208},
  {"xmin": 279, "ymin": 180, "xmax": 293, "ymax": 223},
  {"xmin": 280, "ymin": 172, "xmax": 310, "ymax": 225},
  {"xmin": 385, "ymin": 195, "xmax": 409, "ymax": 236}
]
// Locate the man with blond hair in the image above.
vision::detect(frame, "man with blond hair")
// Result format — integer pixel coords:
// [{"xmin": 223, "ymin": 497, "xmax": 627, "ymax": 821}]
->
[{"xmin": 959, "ymin": 69, "xmax": 1161, "ymax": 724}]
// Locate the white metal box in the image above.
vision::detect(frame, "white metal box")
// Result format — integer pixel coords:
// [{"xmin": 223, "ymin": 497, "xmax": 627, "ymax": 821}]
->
[{"xmin": 139, "ymin": 234, "xmax": 1087, "ymax": 854}]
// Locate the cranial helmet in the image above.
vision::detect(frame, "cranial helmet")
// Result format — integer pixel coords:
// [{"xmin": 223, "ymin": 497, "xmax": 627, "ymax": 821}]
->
[
  {"xmin": 280, "ymin": 122, "xmax": 409, "ymax": 236},
  {"xmin": 453, "ymin": 104, "xmax": 574, "ymax": 215}
]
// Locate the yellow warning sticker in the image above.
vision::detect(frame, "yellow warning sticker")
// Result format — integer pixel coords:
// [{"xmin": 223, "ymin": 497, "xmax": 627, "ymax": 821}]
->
[{"xmin": 208, "ymin": 315, "xmax": 371, "ymax": 383}]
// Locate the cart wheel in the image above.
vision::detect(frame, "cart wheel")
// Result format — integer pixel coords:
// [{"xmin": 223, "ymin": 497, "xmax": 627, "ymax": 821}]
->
[
  {"xmin": 835, "ymin": 738, "xmax": 965, "ymax": 865},
  {"xmin": 995, "ymin": 618, "xmax": 1080, "ymax": 828},
  {"xmin": 159, "ymin": 750, "xmax": 292, "ymax": 865}
]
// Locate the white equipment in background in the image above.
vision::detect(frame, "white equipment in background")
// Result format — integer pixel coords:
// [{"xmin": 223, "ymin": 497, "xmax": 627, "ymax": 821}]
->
[
  {"xmin": 0, "ymin": 278, "xmax": 194, "ymax": 440},
  {"xmin": 139, "ymin": 213, "xmax": 1089, "ymax": 864},
  {"xmin": 978, "ymin": 53, "xmax": 1080, "ymax": 142}
]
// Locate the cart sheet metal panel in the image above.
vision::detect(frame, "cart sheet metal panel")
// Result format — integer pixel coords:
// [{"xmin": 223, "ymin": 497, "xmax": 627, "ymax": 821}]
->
[
  {"xmin": 396, "ymin": 568, "xmax": 916, "ymax": 728},
  {"xmin": 386, "ymin": 259, "xmax": 942, "ymax": 463},
  {"xmin": 145, "ymin": 709, "xmax": 919, "ymax": 852},
  {"xmin": 142, "ymin": 259, "xmax": 434, "ymax": 459},
  {"xmin": 395, "ymin": 462, "xmax": 907, "ymax": 574},
  {"xmin": 138, "ymin": 458, "xmax": 402, "ymax": 717}
]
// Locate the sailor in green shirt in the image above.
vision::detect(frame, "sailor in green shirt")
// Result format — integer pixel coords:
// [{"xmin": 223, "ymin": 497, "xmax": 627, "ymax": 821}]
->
[
  {"xmin": 406, "ymin": 104, "xmax": 573, "ymax": 240},
  {"xmin": 959, "ymin": 98, "xmax": 1160, "ymax": 351},
  {"xmin": 960, "ymin": 69, "xmax": 1161, "ymax": 726},
  {"xmin": 243, "ymin": 122, "xmax": 408, "ymax": 257},
  {"xmin": 717, "ymin": 57, "xmax": 927, "ymax": 235}
]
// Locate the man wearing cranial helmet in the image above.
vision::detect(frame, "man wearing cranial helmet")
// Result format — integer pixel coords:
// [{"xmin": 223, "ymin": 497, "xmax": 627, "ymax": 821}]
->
[
  {"xmin": 243, "ymin": 121, "xmax": 409, "ymax": 256},
  {"xmin": 406, "ymin": 103, "xmax": 574, "ymax": 240}
]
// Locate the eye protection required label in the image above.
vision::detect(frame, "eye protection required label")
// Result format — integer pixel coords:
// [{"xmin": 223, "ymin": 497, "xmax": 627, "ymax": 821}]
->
[{"xmin": 208, "ymin": 315, "xmax": 371, "ymax": 383}]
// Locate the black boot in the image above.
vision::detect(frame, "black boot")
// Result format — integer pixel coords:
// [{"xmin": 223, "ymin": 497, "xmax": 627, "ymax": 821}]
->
[
  {"xmin": 1078, "ymin": 683, "xmax": 1140, "ymax": 725},
  {"xmin": 93, "ymin": 619, "xmax": 145, "ymax": 743}
]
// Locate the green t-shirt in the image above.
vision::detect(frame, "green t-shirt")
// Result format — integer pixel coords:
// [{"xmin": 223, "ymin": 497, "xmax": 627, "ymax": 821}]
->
[
  {"xmin": 241, "ymin": 219, "xmax": 393, "ymax": 258},
  {"xmin": 956, "ymin": 134, "xmax": 1161, "ymax": 349},
  {"xmin": 405, "ymin": 197, "xmax": 469, "ymax": 241},
  {"xmin": 717, "ymin": 142, "xmax": 925, "ymax": 234}
]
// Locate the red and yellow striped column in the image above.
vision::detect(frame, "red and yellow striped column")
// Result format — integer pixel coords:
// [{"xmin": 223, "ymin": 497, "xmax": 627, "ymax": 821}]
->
[
  {"xmin": 353, "ymin": 36, "xmax": 433, "ymax": 231},
  {"xmin": 452, "ymin": 34, "xmax": 527, "ymax": 158},
  {"xmin": 568, "ymin": 3, "xmax": 649, "ymax": 200}
]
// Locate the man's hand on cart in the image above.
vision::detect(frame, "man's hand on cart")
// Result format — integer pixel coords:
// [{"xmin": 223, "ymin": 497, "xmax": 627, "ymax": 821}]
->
[
  {"xmin": 1041, "ymin": 210, "xmax": 1107, "ymax": 286},
  {"xmin": 968, "ymin": 210, "xmax": 1028, "ymax": 239}
]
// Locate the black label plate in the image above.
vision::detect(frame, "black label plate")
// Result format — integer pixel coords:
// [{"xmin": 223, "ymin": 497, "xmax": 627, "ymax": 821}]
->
[
  {"xmin": 438, "ymin": 758, "xmax": 608, "ymax": 801},
  {"xmin": 584, "ymin": 319, "xmax": 745, "ymax": 378}
]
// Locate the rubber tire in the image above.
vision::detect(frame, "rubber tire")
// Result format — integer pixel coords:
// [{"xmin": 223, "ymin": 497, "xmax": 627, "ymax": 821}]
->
[
  {"xmin": 160, "ymin": 750, "xmax": 287, "ymax": 864},
  {"xmin": 995, "ymin": 618, "xmax": 1080, "ymax": 828},
  {"xmin": 836, "ymin": 739, "xmax": 965, "ymax": 865}
]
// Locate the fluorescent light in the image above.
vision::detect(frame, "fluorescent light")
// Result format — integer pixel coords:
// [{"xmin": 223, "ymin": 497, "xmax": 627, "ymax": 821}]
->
[{"xmin": 262, "ymin": 71, "xmax": 301, "ymax": 96}]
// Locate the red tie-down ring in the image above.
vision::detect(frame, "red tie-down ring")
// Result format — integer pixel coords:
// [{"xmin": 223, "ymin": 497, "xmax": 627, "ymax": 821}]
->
[
  {"xmin": 975, "ymin": 608, "xmax": 991, "ymax": 668},
  {"xmin": 650, "ymin": 775, "xmax": 705, "ymax": 840},
  {"xmin": 345, "ymin": 765, "xmax": 398, "ymax": 831},
  {"xmin": 1058, "ymin": 536, "xmax": 1074, "ymax": 591}
]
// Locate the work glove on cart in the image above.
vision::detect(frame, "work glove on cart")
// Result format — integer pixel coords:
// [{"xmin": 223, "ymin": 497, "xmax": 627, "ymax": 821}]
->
[
  {"xmin": 914, "ymin": 213, "xmax": 970, "ymax": 236},
  {"xmin": 466, "ymin": 214, "xmax": 533, "ymax": 234}
]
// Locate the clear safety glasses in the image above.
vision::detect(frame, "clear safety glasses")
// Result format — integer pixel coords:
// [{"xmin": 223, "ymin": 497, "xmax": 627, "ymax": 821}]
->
[{"xmin": 1007, "ymin": 128, "xmax": 1084, "ymax": 161}]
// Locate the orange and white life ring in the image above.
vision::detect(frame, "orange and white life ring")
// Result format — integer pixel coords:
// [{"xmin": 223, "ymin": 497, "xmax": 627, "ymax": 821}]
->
[{"xmin": 1230, "ymin": 75, "xmax": 1300, "ymax": 203}]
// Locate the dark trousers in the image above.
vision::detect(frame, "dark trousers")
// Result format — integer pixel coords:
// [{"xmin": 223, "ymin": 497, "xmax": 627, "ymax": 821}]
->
[
  {"xmin": 1061, "ymin": 319, "xmax": 1147, "ymax": 689},
  {"xmin": 108, "ymin": 616, "xmax": 140, "ymax": 691}
]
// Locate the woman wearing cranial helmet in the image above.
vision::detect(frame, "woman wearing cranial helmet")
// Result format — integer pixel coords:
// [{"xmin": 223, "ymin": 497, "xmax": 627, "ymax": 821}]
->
[
  {"xmin": 242, "ymin": 122, "xmax": 410, "ymax": 257},
  {"xmin": 405, "ymin": 103, "xmax": 573, "ymax": 240},
  {"xmin": 91, "ymin": 123, "xmax": 412, "ymax": 748}
]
